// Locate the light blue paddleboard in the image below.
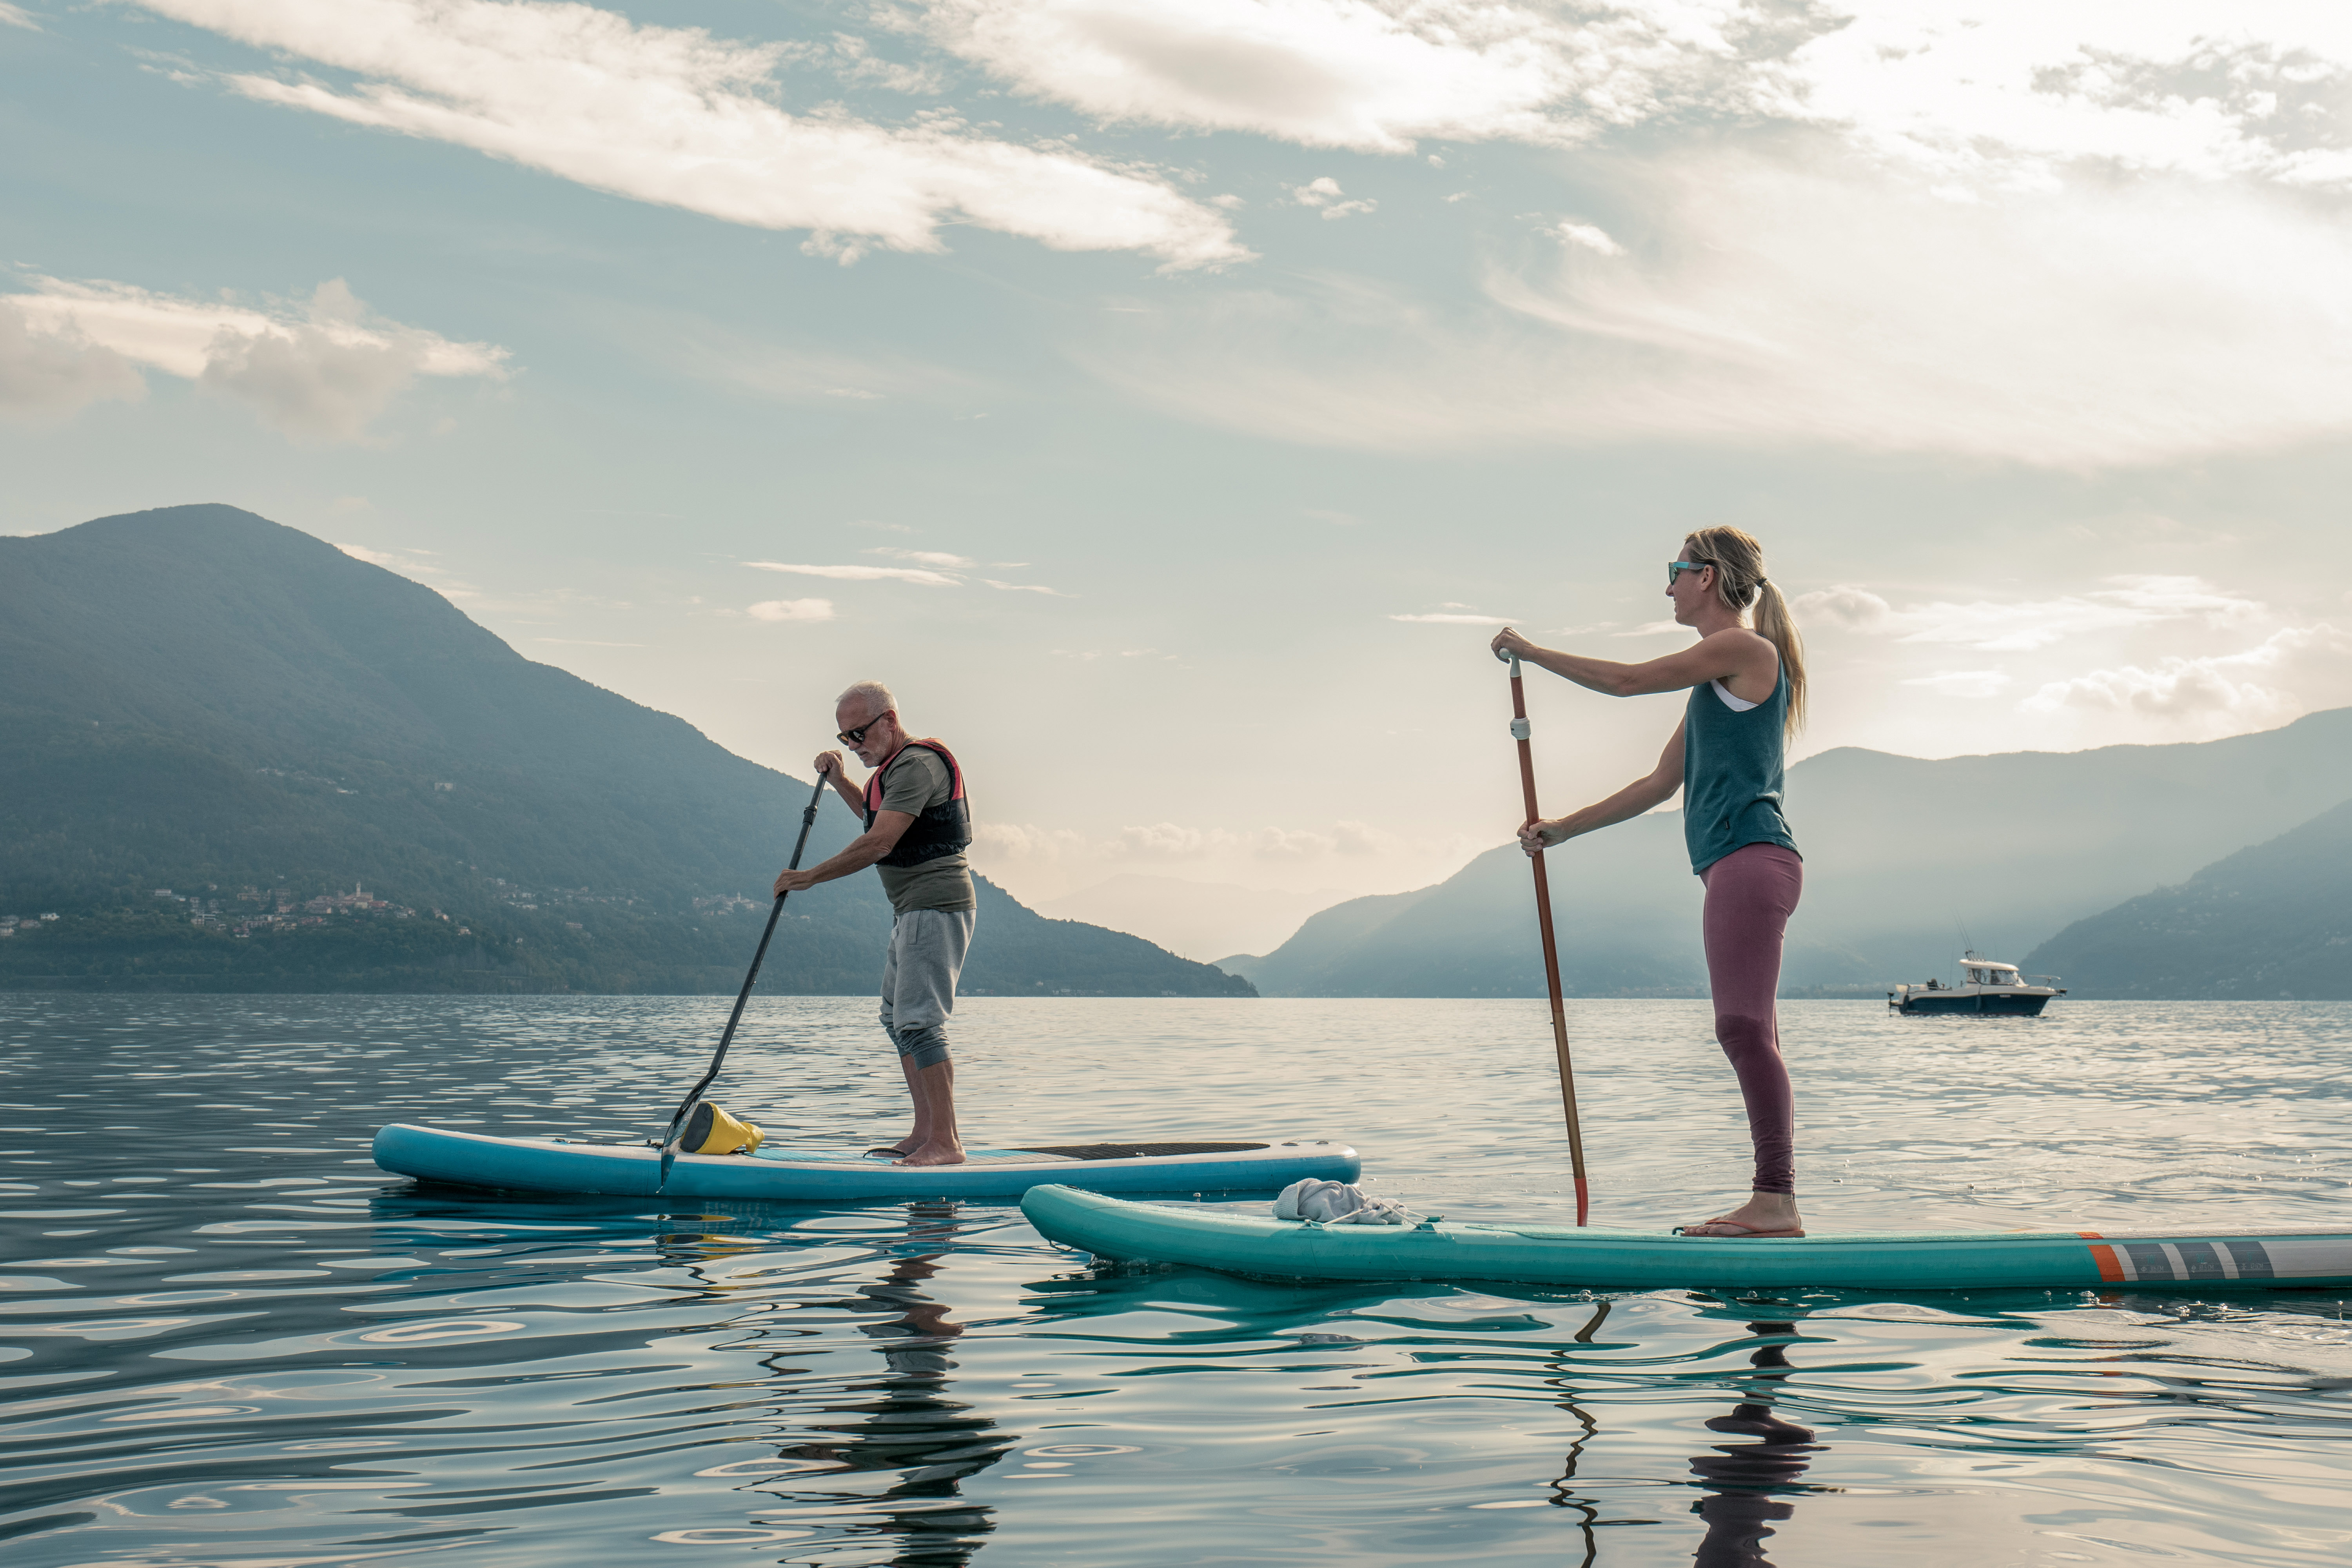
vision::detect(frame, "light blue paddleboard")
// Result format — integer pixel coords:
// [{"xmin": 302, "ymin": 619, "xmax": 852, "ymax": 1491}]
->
[
  {"xmin": 1022, "ymin": 1185, "xmax": 2352, "ymax": 1291},
  {"xmin": 373, "ymin": 1123, "xmax": 1359, "ymax": 1201}
]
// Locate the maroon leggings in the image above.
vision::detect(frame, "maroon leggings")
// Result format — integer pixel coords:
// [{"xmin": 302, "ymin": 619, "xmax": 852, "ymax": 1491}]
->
[{"xmin": 1698, "ymin": 843, "xmax": 1804, "ymax": 1195}]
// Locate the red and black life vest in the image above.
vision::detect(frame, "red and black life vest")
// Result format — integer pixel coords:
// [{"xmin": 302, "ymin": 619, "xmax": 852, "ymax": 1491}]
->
[{"xmin": 863, "ymin": 739, "xmax": 972, "ymax": 868}]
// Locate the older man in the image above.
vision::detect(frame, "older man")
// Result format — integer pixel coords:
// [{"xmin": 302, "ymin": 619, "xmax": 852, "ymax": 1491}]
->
[{"xmin": 775, "ymin": 679, "xmax": 975, "ymax": 1167}]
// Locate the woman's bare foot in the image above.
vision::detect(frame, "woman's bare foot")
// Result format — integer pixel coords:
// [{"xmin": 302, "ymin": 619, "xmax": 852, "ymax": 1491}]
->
[
  {"xmin": 893, "ymin": 1139, "xmax": 967, "ymax": 1167},
  {"xmin": 1679, "ymin": 1191, "xmax": 1803, "ymax": 1237}
]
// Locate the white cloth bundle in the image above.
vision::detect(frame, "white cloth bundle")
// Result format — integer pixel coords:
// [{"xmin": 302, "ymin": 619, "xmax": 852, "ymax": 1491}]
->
[{"xmin": 1273, "ymin": 1178, "xmax": 1416, "ymax": 1226}]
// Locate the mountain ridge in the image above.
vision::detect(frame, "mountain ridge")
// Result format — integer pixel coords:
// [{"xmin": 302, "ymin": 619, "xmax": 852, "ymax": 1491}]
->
[
  {"xmin": 2023, "ymin": 793, "xmax": 2352, "ymax": 998},
  {"xmin": 1220, "ymin": 709, "xmax": 2352, "ymax": 996},
  {"xmin": 0, "ymin": 504, "xmax": 1252, "ymax": 997}
]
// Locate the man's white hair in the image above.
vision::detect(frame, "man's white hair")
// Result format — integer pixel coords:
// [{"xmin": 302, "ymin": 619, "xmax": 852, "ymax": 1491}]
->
[{"xmin": 836, "ymin": 679, "xmax": 896, "ymax": 721}]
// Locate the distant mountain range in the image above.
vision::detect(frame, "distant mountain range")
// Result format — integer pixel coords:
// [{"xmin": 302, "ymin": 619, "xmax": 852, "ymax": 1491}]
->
[
  {"xmin": 2025, "ymin": 795, "xmax": 2352, "ymax": 999},
  {"xmin": 0, "ymin": 505, "xmax": 1251, "ymax": 997},
  {"xmin": 1218, "ymin": 712, "xmax": 2352, "ymax": 997}
]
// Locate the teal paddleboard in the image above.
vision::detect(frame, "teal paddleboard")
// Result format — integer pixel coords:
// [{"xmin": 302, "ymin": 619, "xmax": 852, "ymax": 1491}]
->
[
  {"xmin": 374, "ymin": 1124, "xmax": 1359, "ymax": 1201},
  {"xmin": 1021, "ymin": 1185, "xmax": 2352, "ymax": 1291}
]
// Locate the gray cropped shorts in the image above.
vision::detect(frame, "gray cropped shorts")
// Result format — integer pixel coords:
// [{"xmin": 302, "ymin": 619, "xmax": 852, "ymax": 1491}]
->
[{"xmin": 879, "ymin": 907, "xmax": 975, "ymax": 1071}]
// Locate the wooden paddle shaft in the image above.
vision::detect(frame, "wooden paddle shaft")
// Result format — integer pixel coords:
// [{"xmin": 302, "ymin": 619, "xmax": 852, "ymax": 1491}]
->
[{"xmin": 1508, "ymin": 654, "xmax": 1590, "ymax": 1226}]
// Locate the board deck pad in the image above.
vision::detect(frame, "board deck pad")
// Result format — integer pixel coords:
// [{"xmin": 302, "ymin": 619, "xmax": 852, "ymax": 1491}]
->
[
  {"xmin": 1020, "ymin": 1184, "xmax": 2352, "ymax": 1292},
  {"xmin": 372, "ymin": 1123, "xmax": 1356, "ymax": 1201}
]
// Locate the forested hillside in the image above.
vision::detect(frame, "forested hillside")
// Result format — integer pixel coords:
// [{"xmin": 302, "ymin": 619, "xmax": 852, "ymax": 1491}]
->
[
  {"xmin": 0, "ymin": 505, "xmax": 1251, "ymax": 997},
  {"xmin": 2024, "ymin": 795, "xmax": 2352, "ymax": 999}
]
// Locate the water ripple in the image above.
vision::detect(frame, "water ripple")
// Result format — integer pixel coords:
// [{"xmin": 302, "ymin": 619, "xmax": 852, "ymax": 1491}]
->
[{"xmin": 1, "ymin": 995, "xmax": 2348, "ymax": 1565}]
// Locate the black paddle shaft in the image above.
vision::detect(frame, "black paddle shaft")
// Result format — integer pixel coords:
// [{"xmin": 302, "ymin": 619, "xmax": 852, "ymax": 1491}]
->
[{"xmin": 662, "ymin": 771, "xmax": 832, "ymax": 1138}]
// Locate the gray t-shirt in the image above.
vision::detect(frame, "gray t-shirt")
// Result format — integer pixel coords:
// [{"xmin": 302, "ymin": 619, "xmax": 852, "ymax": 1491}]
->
[{"xmin": 872, "ymin": 746, "xmax": 976, "ymax": 915}]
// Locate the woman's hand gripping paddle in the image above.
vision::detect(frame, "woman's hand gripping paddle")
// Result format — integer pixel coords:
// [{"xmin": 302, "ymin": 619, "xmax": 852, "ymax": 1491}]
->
[
  {"xmin": 1499, "ymin": 648, "xmax": 1592, "ymax": 1225},
  {"xmin": 658, "ymin": 770, "xmax": 832, "ymax": 1191}
]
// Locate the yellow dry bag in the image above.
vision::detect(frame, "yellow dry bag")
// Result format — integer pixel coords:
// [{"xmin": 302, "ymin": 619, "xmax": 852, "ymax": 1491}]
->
[{"xmin": 679, "ymin": 1100, "xmax": 764, "ymax": 1156}]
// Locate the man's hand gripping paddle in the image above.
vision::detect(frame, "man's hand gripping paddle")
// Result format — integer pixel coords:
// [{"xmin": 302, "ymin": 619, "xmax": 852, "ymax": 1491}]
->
[
  {"xmin": 1499, "ymin": 647, "xmax": 1592, "ymax": 1225},
  {"xmin": 657, "ymin": 770, "xmax": 831, "ymax": 1191}
]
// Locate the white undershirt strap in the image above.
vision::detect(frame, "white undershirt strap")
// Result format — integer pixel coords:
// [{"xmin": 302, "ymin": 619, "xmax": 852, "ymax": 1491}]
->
[{"xmin": 1712, "ymin": 679, "xmax": 1761, "ymax": 713}]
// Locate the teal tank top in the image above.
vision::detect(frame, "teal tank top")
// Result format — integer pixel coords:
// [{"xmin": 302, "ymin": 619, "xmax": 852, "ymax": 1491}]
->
[{"xmin": 1682, "ymin": 665, "xmax": 1800, "ymax": 875}]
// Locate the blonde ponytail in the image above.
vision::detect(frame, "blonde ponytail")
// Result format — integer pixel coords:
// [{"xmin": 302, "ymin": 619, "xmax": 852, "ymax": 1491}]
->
[{"xmin": 1684, "ymin": 526, "xmax": 1806, "ymax": 737}]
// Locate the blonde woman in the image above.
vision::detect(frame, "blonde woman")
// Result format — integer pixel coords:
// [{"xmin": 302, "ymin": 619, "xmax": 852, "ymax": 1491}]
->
[{"xmin": 1491, "ymin": 527, "xmax": 1808, "ymax": 1238}]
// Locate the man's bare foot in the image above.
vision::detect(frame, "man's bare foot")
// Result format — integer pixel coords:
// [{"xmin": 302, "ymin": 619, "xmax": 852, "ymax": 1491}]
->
[
  {"xmin": 893, "ymin": 1140, "xmax": 967, "ymax": 1167},
  {"xmin": 1678, "ymin": 1191, "xmax": 1803, "ymax": 1238}
]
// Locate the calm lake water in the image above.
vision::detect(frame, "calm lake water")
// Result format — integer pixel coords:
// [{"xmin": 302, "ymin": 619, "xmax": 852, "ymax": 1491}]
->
[{"xmin": 2, "ymin": 995, "xmax": 2348, "ymax": 1567}]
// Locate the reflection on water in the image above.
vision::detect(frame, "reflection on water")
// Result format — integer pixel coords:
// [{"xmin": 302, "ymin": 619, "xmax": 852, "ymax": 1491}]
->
[
  {"xmin": 2, "ymin": 995, "xmax": 2350, "ymax": 1566},
  {"xmin": 1685, "ymin": 1321, "xmax": 1822, "ymax": 1568},
  {"xmin": 1544, "ymin": 1303, "xmax": 1611, "ymax": 1566},
  {"xmin": 797, "ymin": 1209, "xmax": 1004, "ymax": 1565},
  {"xmin": 1544, "ymin": 1307, "xmax": 1828, "ymax": 1568}
]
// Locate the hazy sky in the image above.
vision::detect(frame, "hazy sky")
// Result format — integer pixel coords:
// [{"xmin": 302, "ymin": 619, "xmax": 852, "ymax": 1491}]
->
[{"xmin": 7, "ymin": 0, "xmax": 2352, "ymax": 948}]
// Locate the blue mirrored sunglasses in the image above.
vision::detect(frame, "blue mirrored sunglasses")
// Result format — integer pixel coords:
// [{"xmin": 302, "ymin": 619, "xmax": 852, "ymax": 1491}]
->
[{"xmin": 1667, "ymin": 559, "xmax": 1709, "ymax": 584}]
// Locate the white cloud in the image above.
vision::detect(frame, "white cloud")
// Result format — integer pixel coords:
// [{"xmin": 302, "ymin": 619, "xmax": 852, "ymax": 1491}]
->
[
  {"xmin": 4, "ymin": 275, "xmax": 506, "ymax": 441},
  {"xmin": 1077, "ymin": 142, "xmax": 2352, "ymax": 467},
  {"xmin": 1549, "ymin": 220, "xmax": 1624, "ymax": 255},
  {"xmin": 748, "ymin": 597, "xmax": 837, "ymax": 622},
  {"xmin": 0, "ymin": 4, "xmax": 41, "ymax": 30},
  {"xmin": 868, "ymin": 547, "xmax": 978, "ymax": 567},
  {"xmin": 902, "ymin": 0, "xmax": 1780, "ymax": 154},
  {"xmin": 1782, "ymin": 7, "xmax": 2352, "ymax": 193},
  {"xmin": 985, "ymin": 577, "xmax": 1071, "ymax": 595},
  {"xmin": 1390, "ymin": 610, "xmax": 1510, "ymax": 624},
  {"xmin": 744, "ymin": 560, "xmax": 961, "ymax": 586},
  {"xmin": 802, "ymin": 31, "xmax": 950, "ymax": 96},
  {"xmin": 137, "ymin": 0, "xmax": 1246, "ymax": 269},
  {"xmin": 2099, "ymin": 575, "xmax": 2269, "ymax": 622},
  {"xmin": 200, "ymin": 284, "xmax": 495, "ymax": 443},
  {"xmin": 1290, "ymin": 176, "xmax": 1376, "ymax": 219},
  {"xmin": 9, "ymin": 276, "xmax": 501, "ymax": 383},
  {"xmin": 2018, "ymin": 626, "xmax": 2352, "ymax": 730},
  {"xmin": 1871, "ymin": 576, "xmax": 2264, "ymax": 652},
  {"xmin": 1900, "ymin": 670, "xmax": 2010, "ymax": 699},
  {"xmin": 333, "ymin": 539, "xmax": 480, "ymax": 598},
  {"xmin": 911, "ymin": 0, "xmax": 2352, "ymax": 199},
  {"xmin": 0, "ymin": 300, "xmax": 145, "ymax": 420},
  {"xmin": 1489, "ymin": 154, "xmax": 2352, "ymax": 467},
  {"xmin": 1791, "ymin": 584, "xmax": 1892, "ymax": 632}
]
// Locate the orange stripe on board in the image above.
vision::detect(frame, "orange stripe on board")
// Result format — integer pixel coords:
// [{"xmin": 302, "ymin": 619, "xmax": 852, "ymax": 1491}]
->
[{"xmin": 2078, "ymin": 1232, "xmax": 2125, "ymax": 1283}]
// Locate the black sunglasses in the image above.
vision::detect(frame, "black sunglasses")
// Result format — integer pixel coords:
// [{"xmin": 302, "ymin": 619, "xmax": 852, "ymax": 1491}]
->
[{"xmin": 837, "ymin": 713, "xmax": 893, "ymax": 746}]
